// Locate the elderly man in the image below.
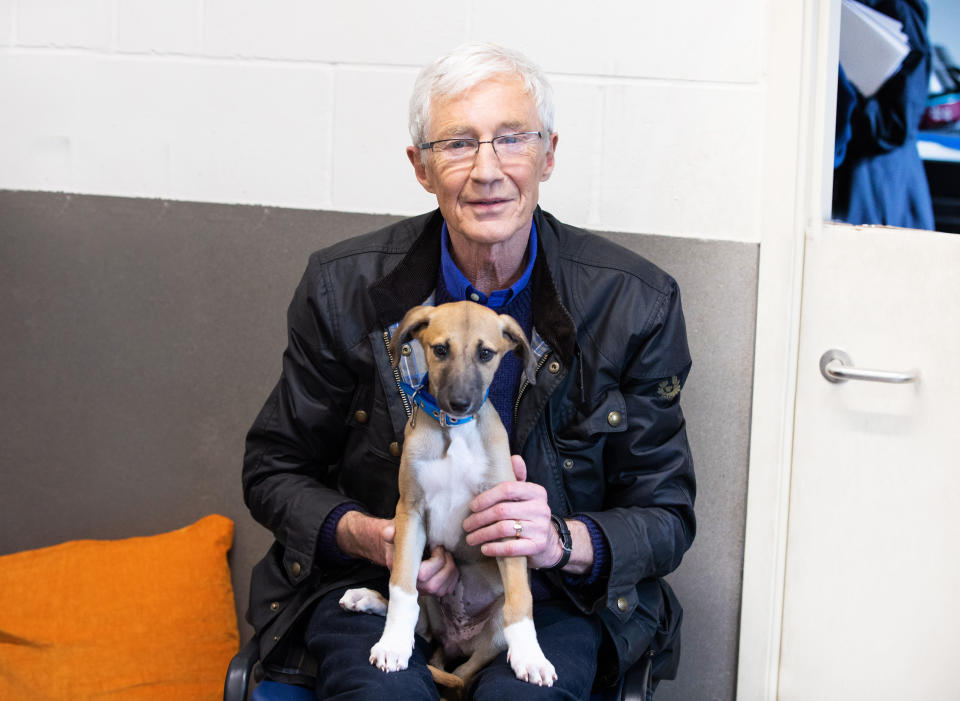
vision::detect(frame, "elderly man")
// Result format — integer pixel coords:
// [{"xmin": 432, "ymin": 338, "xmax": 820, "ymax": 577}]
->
[{"xmin": 243, "ymin": 42, "xmax": 695, "ymax": 700}]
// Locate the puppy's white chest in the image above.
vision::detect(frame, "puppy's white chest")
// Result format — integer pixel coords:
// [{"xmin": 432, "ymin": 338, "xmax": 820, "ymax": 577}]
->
[{"xmin": 415, "ymin": 428, "xmax": 487, "ymax": 551}]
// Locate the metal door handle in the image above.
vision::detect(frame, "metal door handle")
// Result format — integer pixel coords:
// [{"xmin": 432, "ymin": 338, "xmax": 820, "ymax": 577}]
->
[{"xmin": 819, "ymin": 349, "xmax": 918, "ymax": 384}]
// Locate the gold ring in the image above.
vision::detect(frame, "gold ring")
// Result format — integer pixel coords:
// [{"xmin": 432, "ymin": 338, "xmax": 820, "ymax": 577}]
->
[{"xmin": 514, "ymin": 521, "xmax": 523, "ymax": 538}]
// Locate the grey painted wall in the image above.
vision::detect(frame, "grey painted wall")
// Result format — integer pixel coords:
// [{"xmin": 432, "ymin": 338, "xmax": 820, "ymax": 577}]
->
[{"xmin": 0, "ymin": 191, "xmax": 756, "ymax": 701}]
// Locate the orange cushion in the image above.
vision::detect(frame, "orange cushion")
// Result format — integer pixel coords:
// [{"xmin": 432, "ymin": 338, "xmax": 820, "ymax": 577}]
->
[{"xmin": 0, "ymin": 515, "xmax": 239, "ymax": 700}]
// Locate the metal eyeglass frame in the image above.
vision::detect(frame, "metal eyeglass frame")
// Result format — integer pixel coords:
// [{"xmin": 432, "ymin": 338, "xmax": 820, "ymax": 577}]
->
[{"xmin": 417, "ymin": 131, "xmax": 543, "ymax": 159}]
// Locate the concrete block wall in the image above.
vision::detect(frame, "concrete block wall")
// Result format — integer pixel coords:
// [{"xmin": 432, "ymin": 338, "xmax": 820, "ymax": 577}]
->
[{"xmin": 0, "ymin": 0, "xmax": 766, "ymax": 243}]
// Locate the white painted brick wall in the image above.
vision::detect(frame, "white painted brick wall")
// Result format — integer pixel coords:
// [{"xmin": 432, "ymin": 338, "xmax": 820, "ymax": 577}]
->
[
  {"xmin": 117, "ymin": 0, "xmax": 202, "ymax": 55},
  {"xmin": 537, "ymin": 78, "xmax": 605, "ymax": 228},
  {"xmin": 0, "ymin": 0, "xmax": 773, "ymax": 242},
  {"xmin": 17, "ymin": 0, "xmax": 113, "ymax": 50},
  {"xmin": 0, "ymin": 1, "xmax": 13, "ymax": 46},
  {"xmin": 331, "ymin": 66, "xmax": 435, "ymax": 215},
  {"xmin": 473, "ymin": 0, "xmax": 762, "ymax": 84},
  {"xmin": 203, "ymin": 0, "xmax": 469, "ymax": 66},
  {"xmin": 596, "ymin": 82, "xmax": 764, "ymax": 240},
  {"xmin": 0, "ymin": 54, "xmax": 333, "ymax": 207}
]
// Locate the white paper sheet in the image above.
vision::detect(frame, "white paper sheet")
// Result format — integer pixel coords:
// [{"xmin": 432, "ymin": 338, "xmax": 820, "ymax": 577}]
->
[{"xmin": 839, "ymin": 0, "xmax": 911, "ymax": 97}]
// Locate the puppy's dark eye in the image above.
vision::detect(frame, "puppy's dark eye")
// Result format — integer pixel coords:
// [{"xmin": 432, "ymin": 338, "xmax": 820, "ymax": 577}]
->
[
  {"xmin": 478, "ymin": 347, "xmax": 494, "ymax": 363},
  {"xmin": 432, "ymin": 344, "xmax": 448, "ymax": 358}
]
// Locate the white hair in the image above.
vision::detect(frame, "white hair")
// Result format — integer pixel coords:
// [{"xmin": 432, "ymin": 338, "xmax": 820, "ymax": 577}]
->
[{"xmin": 408, "ymin": 42, "xmax": 555, "ymax": 146}]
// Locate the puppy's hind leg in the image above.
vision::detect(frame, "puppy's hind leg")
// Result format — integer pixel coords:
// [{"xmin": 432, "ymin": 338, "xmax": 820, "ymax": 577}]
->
[
  {"xmin": 339, "ymin": 588, "xmax": 388, "ymax": 616},
  {"xmin": 448, "ymin": 625, "xmax": 504, "ymax": 692}
]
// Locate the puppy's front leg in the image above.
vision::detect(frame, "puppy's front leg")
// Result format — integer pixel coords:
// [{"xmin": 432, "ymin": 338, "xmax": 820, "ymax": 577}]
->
[
  {"xmin": 370, "ymin": 505, "xmax": 426, "ymax": 672},
  {"xmin": 498, "ymin": 556, "xmax": 557, "ymax": 686}
]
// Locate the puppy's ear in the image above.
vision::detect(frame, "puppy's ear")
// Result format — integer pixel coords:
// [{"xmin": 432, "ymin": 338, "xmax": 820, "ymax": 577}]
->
[
  {"xmin": 391, "ymin": 306, "xmax": 433, "ymax": 368},
  {"xmin": 499, "ymin": 313, "xmax": 537, "ymax": 385}
]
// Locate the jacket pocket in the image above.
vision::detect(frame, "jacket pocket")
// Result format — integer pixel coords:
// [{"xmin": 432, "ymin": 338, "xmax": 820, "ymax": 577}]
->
[
  {"xmin": 553, "ymin": 388, "xmax": 628, "ymax": 509},
  {"xmin": 337, "ymin": 393, "xmax": 402, "ymax": 518}
]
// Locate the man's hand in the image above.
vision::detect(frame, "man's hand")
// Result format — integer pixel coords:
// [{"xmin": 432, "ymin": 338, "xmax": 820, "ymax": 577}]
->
[
  {"xmin": 336, "ymin": 511, "xmax": 459, "ymax": 596},
  {"xmin": 335, "ymin": 510, "xmax": 394, "ymax": 566},
  {"xmin": 462, "ymin": 455, "xmax": 565, "ymax": 570},
  {"xmin": 381, "ymin": 523, "xmax": 460, "ymax": 597}
]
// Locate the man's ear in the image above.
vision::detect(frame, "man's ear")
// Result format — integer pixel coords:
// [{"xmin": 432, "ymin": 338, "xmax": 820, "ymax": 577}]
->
[
  {"xmin": 391, "ymin": 305, "xmax": 433, "ymax": 368},
  {"xmin": 539, "ymin": 131, "xmax": 558, "ymax": 183},
  {"xmin": 406, "ymin": 146, "xmax": 436, "ymax": 194},
  {"xmin": 499, "ymin": 314, "xmax": 536, "ymax": 385}
]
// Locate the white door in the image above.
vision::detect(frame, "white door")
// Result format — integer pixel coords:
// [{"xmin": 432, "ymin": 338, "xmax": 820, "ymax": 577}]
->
[{"xmin": 778, "ymin": 220, "xmax": 960, "ymax": 700}]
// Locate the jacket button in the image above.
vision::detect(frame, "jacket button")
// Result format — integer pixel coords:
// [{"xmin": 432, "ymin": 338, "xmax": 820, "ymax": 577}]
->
[
  {"xmin": 270, "ymin": 601, "xmax": 280, "ymax": 612},
  {"xmin": 354, "ymin": 410, "xmax": 368, "ymax": 424},
  {"xmin": 563, "ymin": 459, "xmax": 574, "ymax": 470},
  {"xmin": 400, "ymin": 344, "xmax": 412, "ymax": 357},
  {"xmin": 617, "ymin": 596, "xmax": 629, "ymax": 612},
  {"xmin": 389, "ymin": 441, "xmax": 401, "ymax": 457},
  {"xmin": 290, "ymin": 561, "xmax": 302, "ymax": 577},
  {"xmin": 607, "ymin": 411, "xmax": 622, "ymax": 428},
  {"xmin": 548, "ymin": 361, "xmax": 561, "ymax": 374}
]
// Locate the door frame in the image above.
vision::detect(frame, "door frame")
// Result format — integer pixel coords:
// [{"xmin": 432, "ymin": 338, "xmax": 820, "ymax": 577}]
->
[{"xmin": 737, "ymin": 0, "xmax": 839, "ymax": 698}]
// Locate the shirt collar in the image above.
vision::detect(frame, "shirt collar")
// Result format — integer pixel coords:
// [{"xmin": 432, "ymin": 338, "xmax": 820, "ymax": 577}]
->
[{"xmin": 440, "ymin": 220, "xmax": 537, "ymax": 309}]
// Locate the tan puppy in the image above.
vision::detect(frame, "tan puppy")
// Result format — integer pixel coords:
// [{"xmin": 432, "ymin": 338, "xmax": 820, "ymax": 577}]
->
[{"xmin": 339, "ymin": 301, "xmax": 557, "ymax": 690}]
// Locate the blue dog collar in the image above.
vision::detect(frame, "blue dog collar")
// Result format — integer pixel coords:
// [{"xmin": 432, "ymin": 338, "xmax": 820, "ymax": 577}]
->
[{"xmin": 398, "ymin": 374, "xmax": 486, "ymax": 427}]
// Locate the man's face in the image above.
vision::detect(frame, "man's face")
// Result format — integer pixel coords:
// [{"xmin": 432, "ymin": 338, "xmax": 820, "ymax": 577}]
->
[{"xmin": 407, "ymin": 75, "xmax": 558, "ymax": 249}]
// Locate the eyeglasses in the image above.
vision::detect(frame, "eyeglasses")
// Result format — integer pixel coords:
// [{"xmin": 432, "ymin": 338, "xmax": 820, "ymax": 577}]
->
[{"xmin": 418, "ymin": 131, "xmax": 543, "ymax": 163}]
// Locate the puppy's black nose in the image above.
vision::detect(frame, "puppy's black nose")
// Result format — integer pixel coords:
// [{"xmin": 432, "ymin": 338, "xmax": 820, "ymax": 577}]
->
[{"xmin": 448, "ymin": 398, "xmax": 471, "ymax": 415}]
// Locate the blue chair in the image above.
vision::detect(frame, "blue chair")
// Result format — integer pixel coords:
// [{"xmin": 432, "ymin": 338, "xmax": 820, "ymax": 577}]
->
[{"xmin": 223, "ymin": 639, "xmax": 654, "ymax": 701}]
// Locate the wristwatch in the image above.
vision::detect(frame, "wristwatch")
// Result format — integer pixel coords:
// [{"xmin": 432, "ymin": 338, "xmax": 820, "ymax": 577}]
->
[{"xmin": 547, "ymin": 514, "xmax": 573, "ymax": 570}]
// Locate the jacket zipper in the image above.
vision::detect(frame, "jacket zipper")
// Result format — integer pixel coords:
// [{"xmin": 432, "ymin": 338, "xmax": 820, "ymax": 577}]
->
[
  {"xmin": 513, "ymin": 351, "xmax": 552, "ymax": 427},
  {"xmin": 383, "ymin": 330, "xmax": 412, "ymax": 418}
]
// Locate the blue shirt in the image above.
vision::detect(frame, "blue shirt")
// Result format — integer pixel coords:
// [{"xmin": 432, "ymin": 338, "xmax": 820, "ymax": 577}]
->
[{"xmin": 439, "ymin": 221, "xmax": 537, "ymax": 310}]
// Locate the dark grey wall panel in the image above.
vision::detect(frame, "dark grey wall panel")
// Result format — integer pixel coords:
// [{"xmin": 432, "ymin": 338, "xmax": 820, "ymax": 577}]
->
[
  {"xmin": 602, "ymin": 231, "xmax": 757, "ymax": 701},
  {"xmin": 0, "ymin": 192, "xmax": 398, "ymax": 650},
  {"xmin": 0, "ymin": 191, "xmax": 756, "ymax": 701}
]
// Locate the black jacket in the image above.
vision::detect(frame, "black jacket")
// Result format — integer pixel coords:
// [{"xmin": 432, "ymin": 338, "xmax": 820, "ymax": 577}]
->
[{"xmin": 243, "ymin": 208, "xmax": 696, "ymax": 688}]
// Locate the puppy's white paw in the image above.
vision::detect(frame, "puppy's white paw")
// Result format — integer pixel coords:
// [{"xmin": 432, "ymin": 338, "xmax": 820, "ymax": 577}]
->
[
  {"xmin": 339, "ymin": 587, "xmax": 388, "ymax": 616},
  {"xmin": 507, "ymin": 644, "xmax": 557, "ymax": 687},
  {"xmin": 503, "ymin": 618, "xmax": 557, "ymax": 687},
  {"xmin": 369, "ymin": 635, "xmax": 414, "ymax": 672}
]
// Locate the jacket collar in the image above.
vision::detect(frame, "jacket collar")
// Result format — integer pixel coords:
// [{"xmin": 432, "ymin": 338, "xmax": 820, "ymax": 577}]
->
[
  {"xmin": 530, "ymin": 207, "xmax": 576, "ymax": 367},
  {"xmin": 369, "ymin": 210, "xmax": 444, "ymax": 329}
]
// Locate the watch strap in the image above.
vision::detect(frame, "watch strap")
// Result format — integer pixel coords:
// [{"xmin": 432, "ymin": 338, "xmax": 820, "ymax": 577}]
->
[{"xmin": 546, "ymin": 514, "xmax": 573, "ymax": 570}]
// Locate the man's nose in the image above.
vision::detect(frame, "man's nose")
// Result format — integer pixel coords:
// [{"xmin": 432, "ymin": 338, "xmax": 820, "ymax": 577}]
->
[{"xmin": 469, "ymin": 141, "xmax": 504, "ymax": 180}]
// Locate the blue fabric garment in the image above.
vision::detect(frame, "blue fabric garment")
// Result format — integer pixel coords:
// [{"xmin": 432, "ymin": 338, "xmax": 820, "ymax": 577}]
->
[
  {"xmin": 305, "ymin": 580, "xmax": 440, "ymax": 700},
  {"xmin": 835, "ymin": 65, "xmax": 857, "ymax": 168},
  {"xmin": 251, "ymin": 680, "xmax": 315, "ymax": 701},
  {"xmin": 832, "ymin": 0, "xmax": 935, "ymax": 229},
  {"xmin": 304, "ymin": 579, "xmax": 603, "ymax": 701}
]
